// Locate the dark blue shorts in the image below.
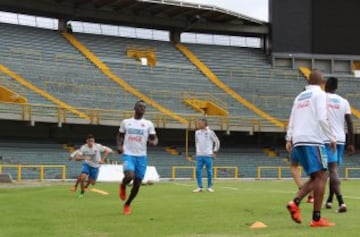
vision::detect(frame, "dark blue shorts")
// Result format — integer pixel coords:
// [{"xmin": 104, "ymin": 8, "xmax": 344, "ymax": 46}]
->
[
  {"xmin": 123, "ymin": 154, "xmax": 147, "ymax": 180},
  {"xmin": 290, "ymin": 145, "xmax": 328, "ymax": 175},
  {"xmin": 81, "ymin": 163, "xmax": 99, "ymax": 181}
]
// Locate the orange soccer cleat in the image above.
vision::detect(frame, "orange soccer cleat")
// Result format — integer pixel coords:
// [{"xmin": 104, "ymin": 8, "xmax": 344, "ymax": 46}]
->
[
  {"xmin": 123, "ymin": 204, "xmax": 131, "ymax": 215},
  {"xmin": 310, "ymin": 218, "xmax": 335, "ymax": 227},
  {"xmin": 287, "ymin": 201, "xmax": 302, "ymax": 224}
]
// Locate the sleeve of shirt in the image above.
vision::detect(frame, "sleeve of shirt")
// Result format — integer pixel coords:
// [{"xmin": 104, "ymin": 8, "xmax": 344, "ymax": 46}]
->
[
  {"xmin": 285, "ymin": 102, "xmax": 295, "ymax": 142},
  {"xmin": 119, "ymin": 120, "xmax": 126, "ymax": 133},
  {"xmin": 70, "ymin": 149, "xmax": 81, "ymax": 158},
  {"xmin": 344, "ymin": 99, "xmax": 351, "ymax": 115},
  {"xmin": 148, "ymin": 121, "xmax": 156, "ymax": 135},
  {"xmin": 78, "ymin": 146, "xmax": 85, "ymax": 155},
  {"xmin": 317, "ymin": 92, "xmax": 336, "ymax": 142},
  {"xmin": 210, "ymin": 130, "xmax": 220, "ymax": 152},
  {"xmin": 96, "ymin": 144, "xmax": 112, "ymax": 152}
]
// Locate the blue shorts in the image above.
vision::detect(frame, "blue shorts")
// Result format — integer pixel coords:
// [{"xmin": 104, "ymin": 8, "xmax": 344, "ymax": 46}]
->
[
  {"xmin": 81, "ymin": 163, "xmax": 99, "ymax": 181},
  {"xmin": 123, "ymin": 154, "xmax": 147, "ymax": 180},
  {"xmin": 290, "ymin": 145, "xmax": 328, "ymax": 175},
  {"xmin": 326, "ymin": 144, "xmax": 345, "ymax": 165}
]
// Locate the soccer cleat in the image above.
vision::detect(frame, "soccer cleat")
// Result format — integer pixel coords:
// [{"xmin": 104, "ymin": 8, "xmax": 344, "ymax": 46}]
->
[
  {"xmin": 192, "ymin": 188, "xmax": 203, "ymax": 193},
  {"xmin": 119, "ymin": 184, "xmax": 126, "ymax": 201},
  {"xmin": 123, "ymin": 205, "xmax": 131, "ymax": 215},
  {"xmin": 286, "ymin": 201, "xmax": 301, "ymax": 224},
  {"xmin": 70, "ymin": 186, "xmax": 77, "ymax": 192},
  {"xmin": 306, "ymin": 195, "xmax": 314, "ymax": 203},
  {"xmin": 336, "ymin": 204, "xmax": 347, "ymax": 213},
  {"xmin": 207, "ymin": 188, "xmax": 215, "ymax": 193},
  {"xmin": 325, "ymin": 202, "xmax": 332, "ymax": 209},
  {"xmin": 310, "ymin": 218, "xmax": 335, "ymax": 227},
  {"xmin": 78, "ymin": 193, "xmax": 84, "ymax": 199}
]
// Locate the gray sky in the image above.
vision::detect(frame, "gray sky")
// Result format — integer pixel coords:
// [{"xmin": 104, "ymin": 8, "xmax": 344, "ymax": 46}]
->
[{"xmin": 181, "ymin": 0, "xmax": 269, "ymax": 22}]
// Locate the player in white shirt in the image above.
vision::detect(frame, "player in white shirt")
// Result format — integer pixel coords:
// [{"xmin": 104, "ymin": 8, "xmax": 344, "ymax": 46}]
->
[
  {"xmin": 117, "ymin": 100, "xmax": 158, "ymax": 215},
  {"xmin": 72, "ymin": 134, "xmax": 112, "ymax": 198},
  {"xmin": 324, "ymin": 77, "xmax": 355, "ymax": 212},
  {"xmin": 193, "ymin": 118, "xmax": 220, "ymax": 193},
  {"xmin": 286, "ymin": 71, "xmax": 336, "ymax": 227}
]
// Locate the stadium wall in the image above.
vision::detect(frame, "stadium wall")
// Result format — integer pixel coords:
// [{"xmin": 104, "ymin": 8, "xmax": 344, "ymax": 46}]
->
[
  {"xmin": 0, "ymin": 120, "xmax": 296, "ymax": 148},
  {"xmin": 270, "ymin": 0, "xmax": 360, "ymax": 55}
]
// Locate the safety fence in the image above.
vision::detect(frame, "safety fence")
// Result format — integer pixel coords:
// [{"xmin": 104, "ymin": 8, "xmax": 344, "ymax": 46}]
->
[
  {"xmin": 171, "ymin": 166, "xmax": 238, "ymax": 180},
  {"xmin": 0, "ymin": 164, "xmax": 66, "ymax": 181}
]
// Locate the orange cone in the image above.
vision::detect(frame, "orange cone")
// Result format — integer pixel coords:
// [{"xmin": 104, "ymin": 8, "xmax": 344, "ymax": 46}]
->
[{"xmin": 250, "ymin": 221, "xmax": 267, "ymax": 229}]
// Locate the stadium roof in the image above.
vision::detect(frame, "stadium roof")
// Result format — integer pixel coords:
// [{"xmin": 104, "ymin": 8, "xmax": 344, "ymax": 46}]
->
[{"xmin": 0, "ymin": 0, "xmax": 268, "ymax": 36}]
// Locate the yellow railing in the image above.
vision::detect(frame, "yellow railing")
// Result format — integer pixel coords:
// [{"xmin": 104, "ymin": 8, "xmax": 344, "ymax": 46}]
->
[
  {"xmin": 175, "ymin": 43, "xmax": 286, "ymax": 129},
  {"xmin": 299, "ymin": 67, "xmax": 311, "ymax": 79},
  {"xmin": 0, "ymin": 164, "xmax": 66, "ymax": 181},
  {"xmin": 0, "ymin": 101, "xmax": 299, "ymax": 132},
  {"xmin": 171, "ymin": 166, "xmax": 238, "ymax": 180},
  {"xmin": 257, "ymin": 166, "xmax": 302, "ymax": 179},
  {"xmin": 345, "ymin": 167, "xmax": 360, "ymax": 180},
  {"xmin": 0, "ymin": 84, "xmax": 28, "ymax": 103},
  {"xmin": 171, "ymin": 166, "xmax": 196, "ymax": 179}
]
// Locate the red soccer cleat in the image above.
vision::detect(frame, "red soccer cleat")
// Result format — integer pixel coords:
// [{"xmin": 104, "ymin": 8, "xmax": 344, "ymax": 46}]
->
[
  {"xmin": 287, "ymin": 201, "xmax": 302, "ymax": 224},
  {"xmin": 119, "ymin": 184, "xmax": 126, "ymax": 201},
  {"xmin": 310, "ymin": 218, "xmax": 335, "ymax": 227},
  {"xmin": 123, "ymin": 204, "xmax": 131, "ymax": 215}
]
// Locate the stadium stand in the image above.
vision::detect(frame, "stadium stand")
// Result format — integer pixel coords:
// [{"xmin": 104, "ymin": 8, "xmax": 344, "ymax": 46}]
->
[
  {"xmin": 184, "ymin": 43, "xmax": 307, "ymax": 119},
  {"xmin": 0, "ymin": 23, "xmax": 153, "ymax": 113},
  {"xmin": 340, "ymin": 76, "xmax": 360, "ymax": 111},
  {"xmin": 72, "ymin": 32, "xmax": 267, "ymax": 120},
  {"xmin": 0, "ymin": 71, "xmax": 52, "ymax": 105}
]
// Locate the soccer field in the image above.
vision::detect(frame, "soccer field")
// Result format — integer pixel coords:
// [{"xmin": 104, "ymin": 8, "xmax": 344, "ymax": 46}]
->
[{"xmin": 0, "ymin": 180, "xmax": 359, "ymax": 237}]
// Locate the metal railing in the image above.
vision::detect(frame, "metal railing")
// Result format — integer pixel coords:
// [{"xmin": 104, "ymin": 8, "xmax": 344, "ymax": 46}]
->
[
  {"xmin": 0, "ymin": 101, "xmax": 289, "ymax": 132},
  {"xmin": 257, "ymin": 166, "xmax": 302, "ymax": 179},
  {"xmin": 345, "ymin": 168, "xmax": 360, "ymax": 179},
  {"xmin": 0, "ymin": 164, "xmax": 66, "ymax": 181},
  {"xmin": 171, "ymin": 166, "xmax": 238, "ymax": 180}
]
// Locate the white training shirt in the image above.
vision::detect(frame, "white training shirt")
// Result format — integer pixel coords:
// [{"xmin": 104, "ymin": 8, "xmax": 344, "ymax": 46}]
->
[
  {"xmin": 119, "ymin": 117, "xmax": 156, "ymax": 156},
  {"xmin": 286, "ymin": 85, "xmax": 336, "ymax": 146},
  {"xmin": 195, "ymin": 127, "xmax": 220, "ymax": 156},
  {"xmin": 326, "ymin": 93, "xmax": 351, "ymax": 144},
  {"xmin": 79, "ymin": 143, "xmax": 111, "ymax": 168}
]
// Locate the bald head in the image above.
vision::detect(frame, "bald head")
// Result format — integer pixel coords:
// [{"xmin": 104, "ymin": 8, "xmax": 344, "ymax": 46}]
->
[{"xmin": 308, "ymin": 70, "xmax": 324, "ymax": 86}]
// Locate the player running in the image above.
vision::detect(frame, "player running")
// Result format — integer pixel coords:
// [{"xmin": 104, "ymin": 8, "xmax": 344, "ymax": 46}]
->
[
  {"xmin": 72, "ymin": 134, "xmax": 112, "ymax": 198},
  {"xmin": 117, "ymin": 100, "xmax": 158, "ymax": 215},
  {"xmin": 324, "ymin": 77, "xmax": 355, "ymax": 212},
  {"xmin": 285, "ymin": 70, "xmax": 336, "ymax": 227},
  {"xmin": 193, "ymin": 118, "xmax": 220, "ymax": 193}
]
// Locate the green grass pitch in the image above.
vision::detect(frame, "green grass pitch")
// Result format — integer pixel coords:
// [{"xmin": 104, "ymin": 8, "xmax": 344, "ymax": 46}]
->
[{"xmin": 1, "ymin": 180, "xmax": 360, "ymax": 237}]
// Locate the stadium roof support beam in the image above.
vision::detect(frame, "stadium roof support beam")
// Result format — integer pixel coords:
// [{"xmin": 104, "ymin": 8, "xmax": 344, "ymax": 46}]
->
[{"xmin": 0, "ymin": 0, "xmax": 268, "ymax": 37}]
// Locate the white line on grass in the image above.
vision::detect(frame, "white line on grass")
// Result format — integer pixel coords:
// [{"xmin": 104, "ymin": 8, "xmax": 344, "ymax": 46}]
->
[
  {"xmin": 344, "ymin": 195, "xmax": 360, "ymax": 200},
  {"xmin": 173, "ymin": 182, "xmax": 193, "ymax": 187},
  {"xmin": 221, "ymin": 186, "xmax": 239, "ymax": 190}
]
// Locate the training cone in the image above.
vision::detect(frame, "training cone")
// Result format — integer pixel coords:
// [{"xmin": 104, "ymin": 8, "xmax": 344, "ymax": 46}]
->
[{"xmin": 250, "ymin": 221, "xmax": 267, "ymax": 229}]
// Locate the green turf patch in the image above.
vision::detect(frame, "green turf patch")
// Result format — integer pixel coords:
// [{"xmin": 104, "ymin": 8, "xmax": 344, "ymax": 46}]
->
[{"xmin": 0, "ymin": 180, "xmax": 359, "ymax": 237}]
